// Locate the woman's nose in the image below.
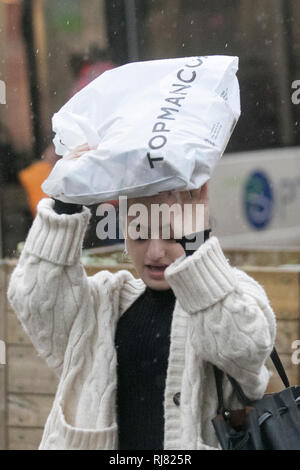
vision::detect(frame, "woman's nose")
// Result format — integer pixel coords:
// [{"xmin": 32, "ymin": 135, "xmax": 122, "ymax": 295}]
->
[{"xmin": 146, "ymin": 239, "xmax": 166, "ymax": 261}]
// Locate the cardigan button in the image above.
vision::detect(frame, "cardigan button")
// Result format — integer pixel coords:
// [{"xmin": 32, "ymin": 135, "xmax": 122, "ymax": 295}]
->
[{"xmin": 173, "ymin": 392, "xmax": 181, "ymax": 406}]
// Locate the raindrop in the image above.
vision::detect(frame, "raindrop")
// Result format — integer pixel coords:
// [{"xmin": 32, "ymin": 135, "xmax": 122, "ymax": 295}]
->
[
  {"xmin": 182, "ymin": 43, "xmax": 185, "ymax": 48},
  {"xmin": 256, "ymin": 13, "xmax": 266, "ymax": 22},
  {"xmin": 190, "ymin": 19, "xmax": 194, "ymax": 25},
  {"xmin": 66, "ymin": 19, "xmax": 70, "ymax": 25},
  {"xmin": 225, "ymin": 43, "xmax": 228, "ymax": 48}
]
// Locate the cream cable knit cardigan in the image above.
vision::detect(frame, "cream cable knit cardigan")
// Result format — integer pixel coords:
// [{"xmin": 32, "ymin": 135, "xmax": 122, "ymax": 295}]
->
[{"xmin": 7, "ymin": 198, "xmax": 276, "ymax": 450}]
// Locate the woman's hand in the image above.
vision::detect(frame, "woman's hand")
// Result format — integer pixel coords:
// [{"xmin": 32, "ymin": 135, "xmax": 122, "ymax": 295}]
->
[
  {"xmin": 53, "ymin": 143, "xmax": 96, "ymax": 214},
  {"xmin": 169, "ymin": 183, "xmax": 210, "ymax": 239},
  {"xmin": 64, "ymin": 143, "xmax": 96, "ymax": 160}
]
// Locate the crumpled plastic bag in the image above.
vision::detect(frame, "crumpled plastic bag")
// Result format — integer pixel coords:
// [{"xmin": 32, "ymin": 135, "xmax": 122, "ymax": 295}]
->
[{"xmin": 42, "ymin": 55, "xmax": 240, "ymax": 204}]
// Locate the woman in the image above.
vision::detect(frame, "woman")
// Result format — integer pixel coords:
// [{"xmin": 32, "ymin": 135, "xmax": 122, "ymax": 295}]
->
[{"xmin": 7, "ymin": 147, "xmax": 276, "ymax": 450}]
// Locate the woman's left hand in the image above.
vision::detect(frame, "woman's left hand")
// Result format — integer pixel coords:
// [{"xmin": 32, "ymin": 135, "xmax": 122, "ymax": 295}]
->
[{"xmin": 170, "ymin": 183, "xmax": 210, "ymax": 238}]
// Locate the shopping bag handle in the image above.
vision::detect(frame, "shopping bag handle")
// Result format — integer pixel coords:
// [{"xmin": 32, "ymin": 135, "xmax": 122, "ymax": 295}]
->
[{"xmin": 214, "ymin": 347, "xmax": 290, "ymax": 411}]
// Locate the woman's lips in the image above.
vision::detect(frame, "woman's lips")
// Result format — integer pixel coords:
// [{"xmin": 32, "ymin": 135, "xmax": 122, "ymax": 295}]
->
[{"xmin": 145, "ymin": 265, "xmax": 168, "ymax": 279}]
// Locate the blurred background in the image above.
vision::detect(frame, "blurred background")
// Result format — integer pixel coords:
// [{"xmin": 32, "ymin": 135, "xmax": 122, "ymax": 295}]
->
[
  {"xmin": 0, "ymin": 0, "xmax": 300, "ymax": 450},
  {"xmin": 0, "ymin": 0, "xmax": 300, "ymax": 255}
]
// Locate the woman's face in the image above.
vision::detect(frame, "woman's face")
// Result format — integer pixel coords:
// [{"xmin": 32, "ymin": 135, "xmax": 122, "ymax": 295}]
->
[
  {"xmin": 126, "ymin": 224, "xmax": 185, "ymax": 290},
  {"xmin": 125, "ymin": 186, "xmax": 209, "ymax": 290}
]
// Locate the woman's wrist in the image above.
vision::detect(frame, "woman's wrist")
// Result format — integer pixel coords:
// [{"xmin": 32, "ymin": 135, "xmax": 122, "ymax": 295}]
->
[
  {"xmin": 52, "ymin": 198, "xmax": 83, "ymax": 215},
  {"xmin": 176, "ymin": 228, "xmax": 212, "ymax": 256}
]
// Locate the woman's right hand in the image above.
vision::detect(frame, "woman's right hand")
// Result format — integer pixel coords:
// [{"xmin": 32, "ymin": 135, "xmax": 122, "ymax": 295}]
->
[
  {"xmin": 64, "ymin": 142, "xmax": 96, "ymax": 160},
  {"xmin": 53, "ymin": 143, "xmax": 97, "ymax": 214}
]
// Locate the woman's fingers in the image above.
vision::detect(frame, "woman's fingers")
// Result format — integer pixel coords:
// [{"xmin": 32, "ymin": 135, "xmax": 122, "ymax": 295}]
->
[
  {"xmin": 170, "ymin": 183, "xmax": 209, "ymax": 204},
  {"xmin": 190, "ymin": 182, "xmax": 209, "ymax": 203},
  {"xmin": 64, "ymin": 143, "xmax": 96, "ymax": 160},
  {"xmin": 168, "ymin": 184, "xmax": 210, "ymax": 237}
]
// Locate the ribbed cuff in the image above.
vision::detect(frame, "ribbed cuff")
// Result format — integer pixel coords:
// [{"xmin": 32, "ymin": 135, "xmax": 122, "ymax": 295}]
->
[
  {"xmin": 24, "ymin": 197, "xmax": 91, "ymax": 266},
  {"xmin": 164, "ymin": 236, "xmax": 237, "ymax": 312}
]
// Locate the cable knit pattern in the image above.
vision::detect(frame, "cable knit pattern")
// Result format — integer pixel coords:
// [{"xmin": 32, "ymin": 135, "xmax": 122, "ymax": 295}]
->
[
  {"xmin": 7, "ymin": 198, "xmax": 276, "ymax": 450},
  {"xmin": 164, "ymin": 239, "xmax": 276, "ymax": 402}
]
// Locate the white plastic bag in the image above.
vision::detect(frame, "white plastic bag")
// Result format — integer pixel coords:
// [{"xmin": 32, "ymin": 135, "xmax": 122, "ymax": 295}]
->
[{"xmin": 42, "ymin": 55, "xmax": 240, "ymax": 204}]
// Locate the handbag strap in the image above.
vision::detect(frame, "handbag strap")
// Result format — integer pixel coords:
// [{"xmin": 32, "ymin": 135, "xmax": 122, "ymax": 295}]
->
[
  {"xmin": 213, "ymin": 347, "xmax": 290, "ymax": 410},
  {"xmin": 270, "ymin": 347, "xmax": 290, "ymax": 388},
  {"xmin": 214, "ymin": 365, "xmax": 225, "ymax": 414}
]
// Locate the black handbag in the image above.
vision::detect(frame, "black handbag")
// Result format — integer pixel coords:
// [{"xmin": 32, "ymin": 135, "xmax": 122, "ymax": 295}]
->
[{"xmin": 211, "ymin": 348, "xmax": 300, "ymax": 450}]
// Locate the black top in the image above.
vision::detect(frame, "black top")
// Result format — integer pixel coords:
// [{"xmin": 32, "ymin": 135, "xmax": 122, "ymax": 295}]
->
[{"xmin": 114, "ymin": 286, "xmax": 176, "ymax": 450}]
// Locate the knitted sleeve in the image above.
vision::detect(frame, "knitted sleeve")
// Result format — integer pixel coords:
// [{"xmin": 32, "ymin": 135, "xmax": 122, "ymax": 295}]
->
[
  {"xmin": 164, "ymin": 236, "xmax": 277, "ymax": 401},
  {"xmin": 7, "ymin": 197, "xmax": 93, "ymax": 377}
]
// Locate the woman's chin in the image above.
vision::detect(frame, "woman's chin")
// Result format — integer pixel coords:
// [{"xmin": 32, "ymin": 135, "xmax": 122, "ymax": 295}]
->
[{"xmin": 143, "ymin": 274, "xmax": 170, "ymax": 291}]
